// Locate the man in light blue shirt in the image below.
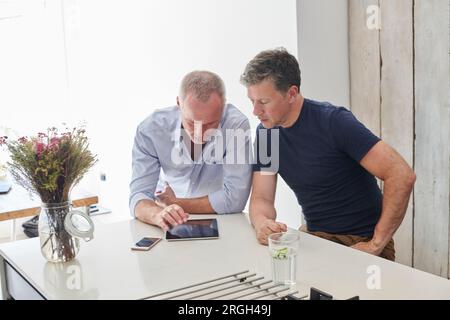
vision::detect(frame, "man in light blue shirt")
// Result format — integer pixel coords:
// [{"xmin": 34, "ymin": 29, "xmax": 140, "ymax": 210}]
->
[{"xmin": 129, "ymin": 71, "xmax": 252, "ymax": 230}]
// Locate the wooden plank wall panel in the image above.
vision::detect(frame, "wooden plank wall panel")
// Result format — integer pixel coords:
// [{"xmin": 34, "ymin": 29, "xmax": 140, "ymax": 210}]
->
[
  {"xmin": 379, "ymin": 0, "xmax": 414, "ymax": 266},
  {"xmin": 349, "ymin": 0, "xmax": 450, "ymax": 277},
  {"xmin": 349, "ymin": 0, "xmax": 381, "ymax": 136},
  {"xmin": 413, "ymin": 0, "xmax": 450, "ymax": 277}
]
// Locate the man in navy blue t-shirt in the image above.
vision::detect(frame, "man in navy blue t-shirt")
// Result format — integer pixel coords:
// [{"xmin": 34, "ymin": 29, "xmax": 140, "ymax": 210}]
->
[{"xmin": 240, "ymin": 48, "xmax": 416, "ymax": 261}]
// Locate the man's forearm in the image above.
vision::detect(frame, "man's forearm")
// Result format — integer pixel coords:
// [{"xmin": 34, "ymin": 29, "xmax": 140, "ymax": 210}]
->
[
  {"xmin": 174, "ymin": 196, "xmax": 216, "ymax": 214},
  {"xmin": 135, "ymin": 199, "xmax": 163, "ymax": 225},
  {"xmin": 249, "ymin": 196, "xmax": 277, "ymax": 228},
  {"xmin": 372, "ymin": 172, "xmax": 416, "ymax": 249}
]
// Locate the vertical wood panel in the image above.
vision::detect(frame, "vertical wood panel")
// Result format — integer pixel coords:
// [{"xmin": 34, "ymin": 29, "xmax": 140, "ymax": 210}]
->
[
  {"xmin": 414, "ymin": 0, "xmax": 450, "ymax": 277},
  {"xmin": 379, "ymin": 0, "xmax": 414, "ymax": 266},
  {"xmin": 349, "ymin": 0, "xmax": 381, "ymax": 136}
]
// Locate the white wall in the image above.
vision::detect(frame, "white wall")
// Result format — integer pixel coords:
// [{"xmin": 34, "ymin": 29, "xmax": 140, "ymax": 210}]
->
[
  {"xmin": 297, "ymin": 0, "xmax": 350, "ymax": 107},
  {"xmin": 0, "ymin": 0, "xmax": 300, "ymax": 228},
  {"xmin": 61, "ymin": 0, "xmax": 300, "ymax": 227},
  {"xmin": 0, "ymin": 1, "xmax": 68, "ymax": 132}
]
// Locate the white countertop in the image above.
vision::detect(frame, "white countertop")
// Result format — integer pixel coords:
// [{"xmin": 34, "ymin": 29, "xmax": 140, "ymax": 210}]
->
[{"xmin": 1, "ymin": 213, "xmax": 450, "ymax": 299}]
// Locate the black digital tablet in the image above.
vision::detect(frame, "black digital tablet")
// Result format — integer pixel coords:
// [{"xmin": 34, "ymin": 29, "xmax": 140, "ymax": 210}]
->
[{"xmin": 165, "ymin": 219, "xmax": 219, "ymax": 241}]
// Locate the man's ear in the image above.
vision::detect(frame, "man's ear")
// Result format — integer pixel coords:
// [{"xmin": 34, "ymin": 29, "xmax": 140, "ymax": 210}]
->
[
  {"xmin": 288, "ymin": 86, "xmax": 298, "ymax": 103},
  {"xmin": 176, "ymin": 96, "xmax": 180, "ymax": 107}
]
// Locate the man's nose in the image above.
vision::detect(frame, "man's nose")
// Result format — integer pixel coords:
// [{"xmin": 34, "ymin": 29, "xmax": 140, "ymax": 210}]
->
[
  {"xmin": 193, "ymin": 123, "xmax": 203, "ymax": 139},
  {"xmin": 253, "ymin": 102, "xmax": 262, "ymax": 116}
]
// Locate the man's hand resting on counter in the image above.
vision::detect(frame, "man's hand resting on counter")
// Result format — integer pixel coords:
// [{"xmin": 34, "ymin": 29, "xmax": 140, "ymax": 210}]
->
[
  {"xmin": 254, "ymin": 218, "xmax": 287, "ymax": 245},
  {"xmin": 135, "ymin": 197, "xmax": 189, "ymax": 231},
  {"xmin": 152, "ymin": 204, "xmax": 189, "ymax": 231}
]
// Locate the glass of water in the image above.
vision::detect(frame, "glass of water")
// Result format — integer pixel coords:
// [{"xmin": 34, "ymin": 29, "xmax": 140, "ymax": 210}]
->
[{"xmin": 268, "ymin": 232, "xmax": 300, "ymax": 286}]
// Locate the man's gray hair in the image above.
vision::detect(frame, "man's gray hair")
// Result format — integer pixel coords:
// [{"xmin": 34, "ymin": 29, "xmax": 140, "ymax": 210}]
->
[
  {"xmin": 179, "ymin": 71, "xmax": 226, "ymax": 103},
  {"xmin": 240, "ymin": 47, "xmax": 301, "ymax": 93}
]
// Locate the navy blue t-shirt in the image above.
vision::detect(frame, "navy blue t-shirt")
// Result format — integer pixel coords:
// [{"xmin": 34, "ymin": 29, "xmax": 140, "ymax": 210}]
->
[{"xmin": 253, "ymin": 99, "xmax": 382, "ymax": 237}]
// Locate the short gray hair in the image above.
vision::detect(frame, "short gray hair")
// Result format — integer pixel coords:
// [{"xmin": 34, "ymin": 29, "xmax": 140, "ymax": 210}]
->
[
  {"xmin": 179, "ymin": 71, "xmax": 226, "ymax": 103},
  {"xmin": 240, "ymin": 48, "xmax": 301, "ymax": 93}
]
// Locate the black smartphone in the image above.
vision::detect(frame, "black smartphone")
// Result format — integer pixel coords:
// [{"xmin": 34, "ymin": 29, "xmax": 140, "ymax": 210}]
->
[{"xmin": 131, "ymin": 237, "xmax": 162, "ymax": 251}]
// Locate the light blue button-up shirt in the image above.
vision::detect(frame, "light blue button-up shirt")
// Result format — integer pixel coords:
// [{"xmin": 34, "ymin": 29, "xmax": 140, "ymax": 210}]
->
[{"xmin": 129, "ymin": 104, "xmax": 252, "ymax": 216}]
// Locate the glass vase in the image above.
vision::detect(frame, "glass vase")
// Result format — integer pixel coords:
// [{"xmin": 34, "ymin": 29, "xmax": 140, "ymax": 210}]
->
[{"xmin": 38, "ymin": 201, "xmax": 80, "ymax": 263}]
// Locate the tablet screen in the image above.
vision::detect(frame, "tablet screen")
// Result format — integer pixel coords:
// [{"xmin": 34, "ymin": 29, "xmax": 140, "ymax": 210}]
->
[{"xmin": 165, "ymin": 219, "xmax": 219, "ymax": 241}]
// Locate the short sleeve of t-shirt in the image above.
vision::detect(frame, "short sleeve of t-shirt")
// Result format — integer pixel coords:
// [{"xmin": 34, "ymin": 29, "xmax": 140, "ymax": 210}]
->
[
  {"xmin": 330, "ymin": 107, "xmax": 381, "ymax": 162},
  {"xmin": 252, "ymin": 125, "xmax": 277, "ymax": 173}
]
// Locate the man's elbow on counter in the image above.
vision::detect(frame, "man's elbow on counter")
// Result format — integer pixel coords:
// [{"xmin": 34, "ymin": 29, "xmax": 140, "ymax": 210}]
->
[{"xmin": 218, "ymin": 198, "xmax": 247, "ymax": 215}]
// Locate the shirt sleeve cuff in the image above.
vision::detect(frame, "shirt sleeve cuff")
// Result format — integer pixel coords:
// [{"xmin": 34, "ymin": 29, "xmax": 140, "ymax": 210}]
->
[
  {"xmin": 129, "ymin": 192, "xmax": 155, "ymax": 217},
  {"xmin": 354, "ymin": 137, "xmax": 381, "ymax": 162},
  {"xmin": 208, "ymin": 191, "xmax": 227, "ymax": 215}
]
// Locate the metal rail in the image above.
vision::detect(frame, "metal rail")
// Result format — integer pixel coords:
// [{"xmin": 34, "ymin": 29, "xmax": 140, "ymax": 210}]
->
[{"xmin": 144, "ymin": 270, "xmax": 308, "ymax": 300}]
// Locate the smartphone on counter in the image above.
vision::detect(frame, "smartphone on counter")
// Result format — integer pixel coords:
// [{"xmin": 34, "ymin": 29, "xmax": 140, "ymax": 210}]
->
[{"xmin": 131, "ymin": 237, "xmax": 162, "ymax": 251}]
